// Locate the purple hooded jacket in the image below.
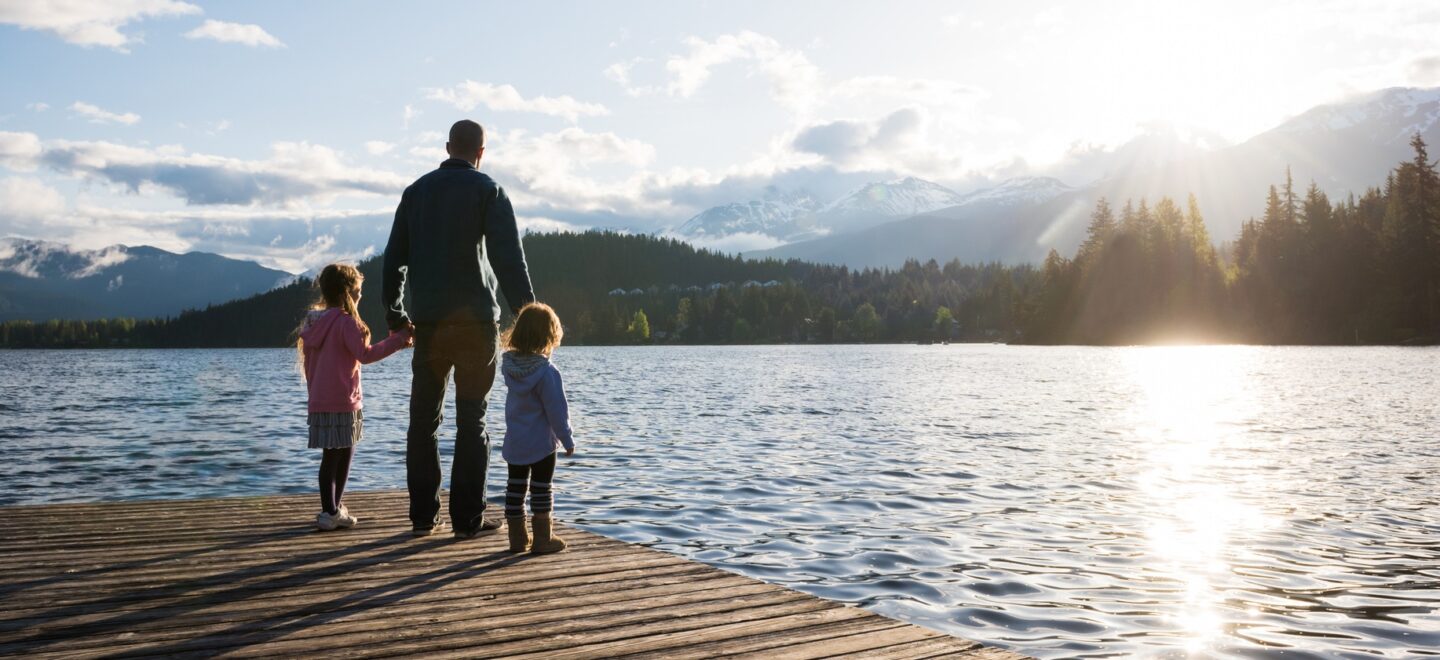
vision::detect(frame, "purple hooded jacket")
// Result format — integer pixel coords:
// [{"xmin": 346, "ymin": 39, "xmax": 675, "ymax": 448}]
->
[{"xmin": 500, "ymin": 351, "xmax": 575, "ymax": 465}]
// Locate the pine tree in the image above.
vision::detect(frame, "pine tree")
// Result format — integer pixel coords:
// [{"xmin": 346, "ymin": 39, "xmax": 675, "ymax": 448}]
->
[{"xmin": 1076, "ymin": 197, "xmax": 1116, "ymax": 267}]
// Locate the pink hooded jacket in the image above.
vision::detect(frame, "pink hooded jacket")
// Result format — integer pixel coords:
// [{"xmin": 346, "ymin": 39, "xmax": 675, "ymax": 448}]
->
[{"xmin": 300, "ymin": 308, "xmax": 410, "ymax": 413}]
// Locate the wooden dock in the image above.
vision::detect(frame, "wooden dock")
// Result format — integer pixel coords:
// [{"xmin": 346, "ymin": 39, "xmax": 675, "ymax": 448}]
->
[{"xmin": 0, "ymin": 490, "xmax": 1026, "ymax": 659}]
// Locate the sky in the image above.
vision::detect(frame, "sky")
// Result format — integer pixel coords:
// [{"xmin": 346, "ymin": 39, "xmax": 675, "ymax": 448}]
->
[{"xmin": 2, "ymin": 0, "xmax": 1439, "ymax": 272}]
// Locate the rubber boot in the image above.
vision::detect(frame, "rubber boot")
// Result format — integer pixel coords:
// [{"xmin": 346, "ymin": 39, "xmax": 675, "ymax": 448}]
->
[
  {"xmin": 506, "ymin": 516, "xmax": 529, "ymax": 553},
  {"xmin": 530, "ymin": 512, "xmax": 567, "ymax": 555}
]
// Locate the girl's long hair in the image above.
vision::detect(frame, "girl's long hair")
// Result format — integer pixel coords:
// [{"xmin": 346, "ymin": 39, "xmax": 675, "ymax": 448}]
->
[
  {"xmin": 295, "ymin": 263, "xmax": 369, "ymax": 379},
  {"xmin": 502, "ymin": 302, "xmax": 563, "ymax": 356}
]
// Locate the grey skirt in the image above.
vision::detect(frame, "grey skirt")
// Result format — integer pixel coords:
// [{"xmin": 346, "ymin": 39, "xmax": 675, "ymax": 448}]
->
[{"xmin": 308, "ymin": 410, "xmax": 363, "ymax": 449}]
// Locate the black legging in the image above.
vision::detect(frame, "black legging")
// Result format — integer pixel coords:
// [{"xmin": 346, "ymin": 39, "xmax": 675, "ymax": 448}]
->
[
  {"xmin": 318, "ymin": 447, "xmax": 355, "ymax": 515},
  {"xmin": 505, "ymin": 452, "xmax": 557, "ymax": 518}
]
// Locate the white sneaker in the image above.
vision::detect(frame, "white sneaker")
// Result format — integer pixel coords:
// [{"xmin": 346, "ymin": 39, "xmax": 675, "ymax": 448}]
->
[
  {"xmin": 335, "ymin": 504, "xmax": 358, "ymax": 528},
  {"xmin": 316, "ymin": 511, "xmax": 339, "ymax": 531}
]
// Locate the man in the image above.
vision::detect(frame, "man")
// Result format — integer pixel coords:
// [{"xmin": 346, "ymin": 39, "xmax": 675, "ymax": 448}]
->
[{"xmin": 382, "ymin": 119, "xmax": 536, "ymax": 539}]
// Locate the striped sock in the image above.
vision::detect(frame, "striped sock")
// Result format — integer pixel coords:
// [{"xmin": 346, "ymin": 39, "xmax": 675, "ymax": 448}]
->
[
  {"xmin": 505, "ymin": 477, "xmax": 528, "ymax": 518},
  {"xmin": 530, "ymin": 480, "xmax": 553, "ymax": 515}
]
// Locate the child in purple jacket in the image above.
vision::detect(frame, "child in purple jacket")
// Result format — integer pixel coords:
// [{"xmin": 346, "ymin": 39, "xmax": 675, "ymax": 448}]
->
[
  {"xmin": 500, "ymin": 302, "xmax": 576, "ymax": 554},
  {"xmin": 298, "ymin": 264, "xmax": 411, "ymax": 531}
]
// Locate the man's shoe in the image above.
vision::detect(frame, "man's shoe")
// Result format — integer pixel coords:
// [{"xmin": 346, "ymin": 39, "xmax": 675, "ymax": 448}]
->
[
  {"xmin": 412, "ymin": 518, "xmax": 448, "ymax": 537},
  {"xmin": 453, "ymin": 517, "xmax": 503, "ymax": 540},
  {"xmin": 316, "ymin": 511, "xmax": 339, "ymax": 532}
]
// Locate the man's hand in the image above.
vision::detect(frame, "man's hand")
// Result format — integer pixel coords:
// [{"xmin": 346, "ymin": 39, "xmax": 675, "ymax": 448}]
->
[
  {"xmin": 390, "ymin": 324, "xmax": 415, "ymax": 348},
  {"xmin": 564, "ymin": 446, "xmax": 576, "ymax": 457}
]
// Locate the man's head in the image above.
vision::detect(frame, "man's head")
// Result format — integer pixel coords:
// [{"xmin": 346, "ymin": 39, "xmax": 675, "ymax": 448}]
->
[{"xmin": 446, "ymin": 119, "xmax": 486, "ymax": 165}]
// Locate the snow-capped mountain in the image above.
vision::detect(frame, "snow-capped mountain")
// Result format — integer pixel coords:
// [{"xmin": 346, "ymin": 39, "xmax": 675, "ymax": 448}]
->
[
  {"xmin": 0, "ymin": 238, "xmax": 292, "ymax": 322},
  {"xmin": 675, "ymin": 187, "xmax": 822, "ymax": 242},
  {"xmin": 816, "ymin": 176, "xmax": 967, "ymax": 233},
  {"xmin": 951, "ymin": 176, "xmax": 1074, "ymax": 208},
  {"xmin": 746, "ymin": 175, "xmax": 1086, "ymax": 265},
  {"xmin": 1272, "ymin": 87, "xmax": 1440, "ymax": 142},
  {"xmin": 677, "ymin": 176, "xmax": 967, "ymax": 244}
]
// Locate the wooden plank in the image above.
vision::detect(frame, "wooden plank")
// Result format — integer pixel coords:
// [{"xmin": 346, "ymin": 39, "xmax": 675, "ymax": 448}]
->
[
  {"xmin": 7, "ymin": 575, "xmax": 767, "ymax": 656},
  {"xmin": 326, "ymin": 595, "xmax": 835, "ymax": 660},
  {"xmin": 856, "ymin": 636, "xmax": 1015, "ymax": 659},
  {"xmin": 724, "ymin": 622, "xmax": 958, "ymax": 659},
  {"xmin": 0, "ymin": 558, "xmax": 711, "ymax": 639},
  {"xmin": 87, "ymin": 590, "xmax": 821, "ymax": 658},
  {"xmin": 0, "ymin": 547, "xmax": 681, "ymax": 621},
  {"xmin": 0, "ymin": 530, "xmax": 622, "ymax": 599},
  {"xmin": 616, "ymin": 607, "xmax": 896, "ymax": 659},
  {"xmin": 0, "ymin": 492, "xmax": 1028, "ymax": 660},
  {"xmin": 0, "ymin": 528, "xmax": 618, "ymax": 586}
]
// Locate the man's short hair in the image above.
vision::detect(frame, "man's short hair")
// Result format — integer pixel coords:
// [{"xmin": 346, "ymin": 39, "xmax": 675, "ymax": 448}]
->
[{"xmin": 448, "ymin": 120, "xmax": 485, "ymax": 154}]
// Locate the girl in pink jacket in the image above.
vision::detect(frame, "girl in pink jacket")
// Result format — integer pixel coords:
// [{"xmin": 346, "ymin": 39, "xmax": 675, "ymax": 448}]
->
[{"xmin": 298, "ymin": 264, "xmax": 411, "ymax": 531}]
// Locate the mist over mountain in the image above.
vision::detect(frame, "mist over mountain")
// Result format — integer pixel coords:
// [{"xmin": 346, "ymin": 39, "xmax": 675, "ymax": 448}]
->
[{"xmin": 0, "ymin": 239, "xmax": 292, "ymax": 322}]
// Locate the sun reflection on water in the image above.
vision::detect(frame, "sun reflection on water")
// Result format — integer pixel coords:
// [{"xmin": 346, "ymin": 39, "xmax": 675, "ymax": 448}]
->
[{"xmin": 1124, "ymin": 346, "xmax": 1272, "ymax": 655}]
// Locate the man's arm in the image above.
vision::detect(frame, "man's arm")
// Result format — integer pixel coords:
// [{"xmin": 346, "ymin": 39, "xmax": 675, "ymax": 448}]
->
[
  {"xmin": 382, "ymin": 189, "xmax": 412, "ymax": 331},
  {"xmin": 483, "ymin": 185, "xmax": 536, "ymax": 314}
]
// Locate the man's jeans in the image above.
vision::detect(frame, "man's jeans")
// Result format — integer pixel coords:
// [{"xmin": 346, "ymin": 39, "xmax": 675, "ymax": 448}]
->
[{"xmin": 406, "ymin": 321, "xmax": 498, "ymax": 532}]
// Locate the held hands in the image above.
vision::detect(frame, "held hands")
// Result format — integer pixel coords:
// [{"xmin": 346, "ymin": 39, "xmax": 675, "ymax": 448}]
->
[{"xmin": 390, "ymin": 321, "xmax": 416, "ymax": 348}]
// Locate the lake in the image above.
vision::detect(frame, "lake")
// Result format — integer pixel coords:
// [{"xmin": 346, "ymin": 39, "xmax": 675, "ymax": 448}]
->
[{"xmin": 0, "ymin": 345, "xmax": 1436, "ymax": 658}]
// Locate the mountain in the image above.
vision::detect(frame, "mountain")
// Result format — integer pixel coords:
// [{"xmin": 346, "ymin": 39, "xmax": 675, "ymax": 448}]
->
[
  {"xmin": 675, "ymin": 176, "xmax": 964, "ymax": 244},
  {"xmin": 747, "ymin": 176, "xmax": 1079, "ymax": 267},
  {"xmin": 950, "ymin": 176, "xmax": 1074, "ymax": 208},
  {"xmin": 0, "ymin": 238, "xmax": 292, "ymax": 322},
  {"xmin": 750, "ymin": 86, "xmax": 1440, "ymax": 269},
  {"xmin": 674, "ymin": 186, "xmax": 822, "ymax": 242},
  {"xmin": 813, "ymin": 176, "xmax": 967, "ymax": 234}
]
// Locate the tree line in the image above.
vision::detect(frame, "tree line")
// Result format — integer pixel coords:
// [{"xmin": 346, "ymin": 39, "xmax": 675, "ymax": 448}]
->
[
  {"xmin": 1024, "ymin": 134, "xmax": 1439, "ymax": 344},
  {"xmin": 3, "ymin": 136, "xmax": 1436, "ymax": 348}
]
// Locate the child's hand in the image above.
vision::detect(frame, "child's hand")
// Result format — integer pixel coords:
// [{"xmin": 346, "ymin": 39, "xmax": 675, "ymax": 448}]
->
[{"xmin": 391, "ymin": 325, "xmax": 415, "ymax": 347}]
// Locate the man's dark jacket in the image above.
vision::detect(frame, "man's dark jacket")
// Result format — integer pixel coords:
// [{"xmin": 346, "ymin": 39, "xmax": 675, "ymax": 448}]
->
[{"xmin": 382, "ymin": 159, "xmax": 535, "ymax": 330}]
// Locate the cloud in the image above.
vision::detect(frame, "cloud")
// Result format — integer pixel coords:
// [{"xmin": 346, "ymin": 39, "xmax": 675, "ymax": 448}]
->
[
  {"xmin": 830, "ymin": 76, "xmax": 985, "ymax": 109},
  {"xmin": 0, "ymin": 177, "xmax": 68, "ymax": 226},
  {"xmin": 0, "ymin": 131, "xmax": 43, "ymax": 171},
  {"xmin": 70, "ymin": 101, "xmax": 141, "ymax": 125},
  {"xmin": 603, "ymin": 57, "xmax": 661, "ymax": 96},
  {"xmin": 478, "ymin": 127, "xmax": 681, "ymax": 225},
  {"xmin": 425, "ymin": 81, "xmax": 609, "ymax": 122},
  {"xmin": 364, "ymin": 141, "xmax": 395, "ymax": 156},
  {"xmin": 941, "ymin": 13, "xmax": 984, "ymax": 30},
  {"xmin": 667, "ymin": 230, "xmax": 787, "ymax": 254},
  {"xmin": 661, "ymin": 31, "xmax": 820, "ymax": 112},
  {"xmin": 402, "ymin": 104, "xmax": 421, "ymax": 129},
  {"xmin": 27, "ymin": 102, "xmax": 49, "ymax": 112},
  {"xmin": 791, "ymin": 107, "xmax": 953, "ymax": 175},
  {"xmin": 2, "ymin": 201, "xmax": 398, "ymax": 272},
  {"xmin": 793, "ymin": 119, "xmax": 873, "ymax": 159},
  {"xmin": 182, "ymin": 19, "xmax": 283, "ymax": 48},
  {"xmin": 39, "ymin": 138, "xmax": 408, "ymax": 206},
  {"xmin": 0, "ymin": 0, "xmax": 200, "ymax": 51},
  {"xmin": 1408, "ymin": 54, "xmax": 1440, "ymax": 85},
  {"xmin": 515, "ymin": 215, "xmax": 589, "ymax": 235}
]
